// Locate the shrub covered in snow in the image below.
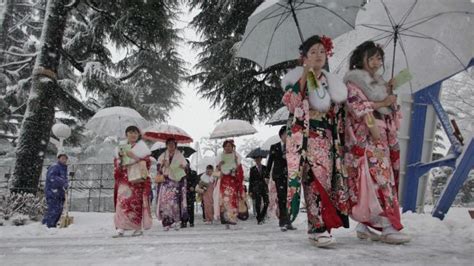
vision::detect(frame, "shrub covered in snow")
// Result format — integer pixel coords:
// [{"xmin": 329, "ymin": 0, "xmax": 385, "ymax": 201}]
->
[{"xmin": 0, "ymin": 191, "xmax": 45, "ymax": 226}]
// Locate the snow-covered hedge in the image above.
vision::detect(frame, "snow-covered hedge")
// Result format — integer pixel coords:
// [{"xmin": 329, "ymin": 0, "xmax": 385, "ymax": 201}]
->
[{"xmin": 0, "ymin": 192, "xmax": 45, "ymax": 226}]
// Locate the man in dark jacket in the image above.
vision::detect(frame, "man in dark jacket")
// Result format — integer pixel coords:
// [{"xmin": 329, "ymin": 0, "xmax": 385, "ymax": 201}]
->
[
  {"xmin": 42, "ymin": 153, "xmax": 69, "ymax": 228},
  {"xmin": 249, "ymin": 156, "xmax": 269, "ymax": 224},
  {"xmin": 266, "ymin": 126, "xmax": 296, "ymax": 231},
  {"xmin": 182, "ymin": 160, "xmax": 198, "ymax": 228}
]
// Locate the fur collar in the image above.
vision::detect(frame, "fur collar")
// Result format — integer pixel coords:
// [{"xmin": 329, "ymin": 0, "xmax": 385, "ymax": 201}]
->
[
  {"xmin": 343, "ymin": 69, "xmax": 393, "ymax": 115},
  {"xmin": 281, "ymin": 67, "xmax": 347, "ymax": 108}
]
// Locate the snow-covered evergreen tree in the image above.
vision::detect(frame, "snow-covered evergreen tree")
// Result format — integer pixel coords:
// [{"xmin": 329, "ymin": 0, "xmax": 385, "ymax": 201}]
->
[
  {"xmin": 188, "ymin": 0, "xmax": 295, "ymax": 123},
  {"xmin": 10, "ymin": 0, "xmax": 185, "ymax": 194}
]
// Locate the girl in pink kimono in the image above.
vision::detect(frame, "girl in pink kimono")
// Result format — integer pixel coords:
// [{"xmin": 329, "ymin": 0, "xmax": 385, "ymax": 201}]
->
[
  {"xmin": 281, "ymin": 35, "xmax": 350, "ymax": 247},
  {"xmin": 343, "ymin": 41, "xmax": 410, "ymax": 244},
  {"xmin": 113, "ymin": 126, "xmax": 153, "ymax": 237},
  {"xmin": 215, "ymin": 140, "xmax": 244, "ymax": 229}
]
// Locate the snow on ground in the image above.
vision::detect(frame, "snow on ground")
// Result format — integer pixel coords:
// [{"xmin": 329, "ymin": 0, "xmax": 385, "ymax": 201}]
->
[{"xmin": 0, "ymin": 207, "xmax": 473, "ymax": 265}]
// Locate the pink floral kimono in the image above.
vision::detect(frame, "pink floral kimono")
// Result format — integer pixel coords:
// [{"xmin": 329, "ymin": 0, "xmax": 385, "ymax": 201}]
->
[
  {"xmin": 114, "ymin": 140, "xmax": 153, "ymax": 231},
  {"xmin": 281, "ymin": 67, "xmax": 350, "ymax": 234},
  {"xmin": 215, "ymin": 152, "xmax": 244, "ymax": 225},
  {"xmin": 343, "ymin": 69, "xmax": 403, "ymax": 231}
]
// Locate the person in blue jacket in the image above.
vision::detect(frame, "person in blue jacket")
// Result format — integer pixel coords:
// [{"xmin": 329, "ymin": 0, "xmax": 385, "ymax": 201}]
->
[{"xmin": 42, "ymin": 153, "xmax": 69, "ymax": 228}]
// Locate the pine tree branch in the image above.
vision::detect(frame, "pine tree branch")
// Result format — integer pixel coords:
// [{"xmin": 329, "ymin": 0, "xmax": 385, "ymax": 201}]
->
[
  {"xmin": 13, "ymin": 3, "xmax": 46, "ymax": 12},
  {"xmin": 6, "ymin": 62, "xmax": 30, "ymax": 76},
  {"xmin": 59, "ymin": 47, "xmax": 84, "ymax": 72},
  {"xmin": 7, "ymin": 35, "xmax": 24, "ymax": 45},
  {"xmin": 0, "ymin": 49, "xmax": 38, "ymax": 58},
  {"xmin": 84, "ymin": 0, "xmax": 149, "ymax": 52},
  {"xmin": 118, "ymin": 64, "xmax": 145, "ymax": 81},
  {"xmin": 65, "ymin": 0, "xmax": 81, "ymax": 9},
  {"xmin": 0, "ymin": 57, "xmax": 34, "ymax": 69}
]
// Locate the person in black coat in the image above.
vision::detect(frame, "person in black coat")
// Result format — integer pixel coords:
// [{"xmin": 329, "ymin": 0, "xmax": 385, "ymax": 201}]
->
[
  {"xmin": 266, "ymin": 126, "xmax": 296, "ymax": 231},
  {"xmin": 249, "ymin": 156, "xmax": 269, "ymax": 224},
  {"xmin": 182, "ymin": 160, "xmax": 199, "ymax": 228}
]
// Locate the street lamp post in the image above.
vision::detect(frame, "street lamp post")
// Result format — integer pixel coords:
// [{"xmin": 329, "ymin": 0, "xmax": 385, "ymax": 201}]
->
[{"xmin": 52, "ymin": 123, "xmax": 71, "ymax": 152}]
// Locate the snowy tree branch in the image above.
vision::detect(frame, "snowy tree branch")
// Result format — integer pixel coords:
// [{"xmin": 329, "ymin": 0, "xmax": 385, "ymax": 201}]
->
[
  {"xmin": 59, "ymin": 48, "xmax": 84, "ymax": 72},
  {"xmin": 118, "ymin": 64, "xmax": 145, "ymax": 81},
  {"xmin": 65, "ymin": 0, "xmax": 82, "ymax": 10},
  {"xmin": 0, "ymin": 50, "xmax": 38, "ymax": 58},
  {"xmin": 0, "ymin": 57, "xmax": 34, "ymax": 70},
  {"xmin": 84, "ymin": 0, "xmax": 149, "ymax": 51}
]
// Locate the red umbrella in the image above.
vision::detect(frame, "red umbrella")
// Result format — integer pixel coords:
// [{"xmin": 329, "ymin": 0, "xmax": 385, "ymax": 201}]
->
[{"xmin": 143, "ymin": 124, "xmax": 193, "ymax": 144}]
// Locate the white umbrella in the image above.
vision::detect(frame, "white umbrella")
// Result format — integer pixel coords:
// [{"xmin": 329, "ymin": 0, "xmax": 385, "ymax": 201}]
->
[
  {"xmin": 265, "ymin": 106, "xmax": 289, "ymax": 126},
  {"xmin": 85, "ymin": 106, "xmax": 149, "ymax": 137},
  {"xmin": 195, "ymin": 155, "xmax": 217, "ymax": 174},
  {"xmin": 209, "ymin": 119, "xmax": 257, "ymax": 139},
  {"xmin": 143, "ymin": 124, "xmax": 193, "ymax": 144},
  {"xmin": 236, "ymin": 0, "xmax": 365, "ymax": 69},
  {"xmin": 330, "ymin": 0, "xmax": 474, "ymax": 93},
  {"xmin": 261, "ymin": 135, "xmax": 281, "ymax": 151}
]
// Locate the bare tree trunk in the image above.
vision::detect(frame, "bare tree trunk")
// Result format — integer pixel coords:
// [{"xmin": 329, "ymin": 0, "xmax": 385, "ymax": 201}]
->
[{"xmin": 12, "ymin": 0, "xmax": 73, "ymax": 194}]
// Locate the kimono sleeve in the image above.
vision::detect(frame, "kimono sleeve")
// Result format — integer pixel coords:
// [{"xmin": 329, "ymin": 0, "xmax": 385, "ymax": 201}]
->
[
  {"xmin": 346, "ymin": 82, "xmax": 374, "ymax": 118},
  {"xmin": 282, "ymin": 81, "xmax": 303, "ymax": 114}
]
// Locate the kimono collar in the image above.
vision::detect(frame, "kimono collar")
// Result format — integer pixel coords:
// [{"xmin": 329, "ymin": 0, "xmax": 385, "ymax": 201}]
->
[
  {"xmin": 281, "ymin": 67, "xmax": 347, "ymax": 104},
  {"xmin": 343, "ymin": 69, "xmax": 393, "ymax": 115}
]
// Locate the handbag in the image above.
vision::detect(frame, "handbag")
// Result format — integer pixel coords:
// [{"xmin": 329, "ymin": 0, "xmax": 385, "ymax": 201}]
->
[
  {"xmin": 155, "ymin": 174, "xmax": 165, "ymax": 183},
  {"xmin": 237, "ymin": 198, "xmax": 249, "ymax": 221},
  {"xmin": 127, "ymin": 161, "xmax": 148, "ymax": 183}
]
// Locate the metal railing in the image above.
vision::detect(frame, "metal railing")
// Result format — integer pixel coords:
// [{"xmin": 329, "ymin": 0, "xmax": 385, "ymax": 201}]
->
[{"xmin": 0, "ymin": 163, "xmax": 116, "ymax": 212}]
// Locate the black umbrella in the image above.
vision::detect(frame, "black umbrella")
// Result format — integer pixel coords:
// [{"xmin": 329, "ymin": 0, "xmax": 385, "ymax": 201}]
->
[
  {"xmin": 246, "ymin": 148, "xmax": 270, "ymax": 159},
  {"xmin": 151, "ymin": 146, "xmax": 196, "ymax": 159}
]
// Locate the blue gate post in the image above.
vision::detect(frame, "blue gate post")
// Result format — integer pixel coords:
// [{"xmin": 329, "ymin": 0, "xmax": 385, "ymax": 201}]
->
[
  {"xmin": 402, "ymin": 83, "xmax": 441, "ymax": 212},
  {"xmin": 433, "ymin": 139, "xmax": 474, "ymax": 220},
  {"xmin": 402, "ymin": 59, "xmax": 473, "ymax": 212}
]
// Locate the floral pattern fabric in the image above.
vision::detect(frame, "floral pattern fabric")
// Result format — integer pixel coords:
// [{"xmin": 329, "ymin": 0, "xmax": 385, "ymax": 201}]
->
[
  {"xmin": 113, "ymin": 158, "xmax": 152, "ymax": 231},
  {"xmin": 344, "ymin": 81, "xmax": 403, "ymax": 230},
  {"xmin": 282, "ymin": 74, "xmax": 349, "ymax": 233}
]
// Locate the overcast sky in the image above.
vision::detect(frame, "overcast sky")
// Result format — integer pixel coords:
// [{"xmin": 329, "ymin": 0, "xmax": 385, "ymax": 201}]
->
[{"xmin": 162, "ymin": 8, "xmax": 279, "ymax": 148}]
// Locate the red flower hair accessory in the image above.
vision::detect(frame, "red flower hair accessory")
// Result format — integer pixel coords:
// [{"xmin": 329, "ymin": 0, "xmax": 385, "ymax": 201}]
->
[{"xmin": 320, "ymin": 35, "xmax": 334, "ymax": 57}]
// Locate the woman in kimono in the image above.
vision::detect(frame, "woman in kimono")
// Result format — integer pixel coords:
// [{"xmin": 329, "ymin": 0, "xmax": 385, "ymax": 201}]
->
[
  {"xmin": 343, "ymin": 41, "xmax": 410, "ymax": 244},
  {"xmin": 281, "ymin": 35, "xmax": 350, "ymax": 247},
  {"xmin": 215, "ymin": 139, "xmax": 244, "ymax": 229},
  {"xmin": 155, "ymin": 138, "xmax": 188, "ymax": 231},
  {"xmin": 113, "ymin": 126, "xmax": 152, "ymax": 237},
  {"xmin": 196, "ymin": 164, "xmax": 216, "ymax": 224}
]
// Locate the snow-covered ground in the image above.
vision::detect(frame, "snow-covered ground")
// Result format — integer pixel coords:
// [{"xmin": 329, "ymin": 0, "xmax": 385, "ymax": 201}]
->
[{"xmin": 0, "ymin": 207, "xmax": 473, "ymax": 265}]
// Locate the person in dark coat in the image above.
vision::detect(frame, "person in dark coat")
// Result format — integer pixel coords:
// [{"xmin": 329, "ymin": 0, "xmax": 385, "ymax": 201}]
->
[
  {"xmin": 249, "ymin": 156, "xmax": 269, "ymax": 224},
  {"xmin": 182, "ymin": 160, "xmax": 199, "ymax": 228},
  {"xmin": 42, "ymin": 153, "xmax": 69, "ymax": 228},
  {"xmin": 266, "ymin": 126, "xmax": 296, "ymax": 231}
]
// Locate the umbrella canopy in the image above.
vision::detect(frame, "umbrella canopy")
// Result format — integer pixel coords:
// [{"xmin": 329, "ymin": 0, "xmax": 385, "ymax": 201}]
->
[
  {"xmin": 330, "ymin": 0, "xmax": 474, "ymax": 93},
  {"xmin": 246, "ymin": 147, "xmax": 270, "ymax": 159},
  {"xmin": 265, "ymin": 106, "xmax": 289, "ymax": 126},
  {"xmin": 85, "ymin": 106, "xmax": 149, "ymax": 137},
  {"xmin": 194, "ymin": 155, "xmax": 217, "ymax": 174},
  {"xmin": 261, "ymin": 135, "xmax": 281, "ymax": 151},
  {"xmin": 237, "ymin": 0, "xmax": 365, "ymax": 69},
  {"xmin": 209, "ymin": 119, "xmax": 257, "ymax": 139},
  {"xmin": 150, "ymin": 142, "xmax": 196, "ymax": 159},
  {"xmin": 143, "ymin": 124, "xmax": 193, "ymax": 144}
]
